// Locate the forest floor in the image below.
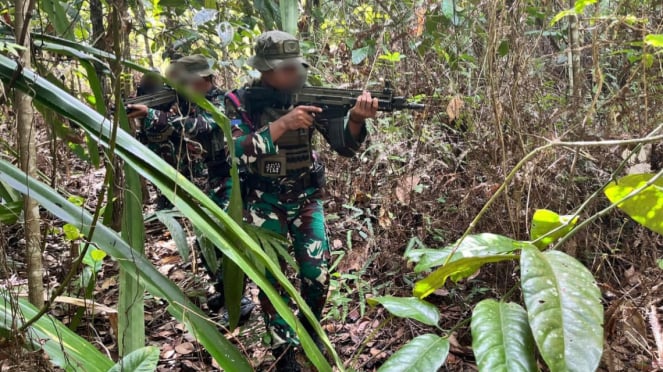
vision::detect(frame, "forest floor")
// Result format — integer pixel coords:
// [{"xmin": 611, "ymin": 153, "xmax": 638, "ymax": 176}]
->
[{"xmin": 2, "ymin": 114, "xmax": 663, "ymax": 371}]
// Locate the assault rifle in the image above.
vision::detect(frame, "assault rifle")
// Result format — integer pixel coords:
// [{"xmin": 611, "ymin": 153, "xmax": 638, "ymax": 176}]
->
[
  {"xmin": 243, "ymin": 82, "xmax": 424, "ymax": 154},
  {"xmin": 243, "ymin": 82, "xmax": 425, "ymax": 120},
  {"xmin": 123, "ymin": 86, "xmax": 179, "ymax": 113}
]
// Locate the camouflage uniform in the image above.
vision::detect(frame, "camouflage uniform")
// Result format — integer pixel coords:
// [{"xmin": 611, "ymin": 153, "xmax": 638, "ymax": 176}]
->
[
  {"xmin": 141, "ymin": 87, "xmax": 225, "ymax": 187},
  {"xmin": 226, "ymin": 31, "xmax": 367, "ymax": 350}
]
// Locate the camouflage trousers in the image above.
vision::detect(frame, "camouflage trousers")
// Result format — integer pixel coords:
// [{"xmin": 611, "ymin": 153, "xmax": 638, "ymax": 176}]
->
[
  {"xmin": 145, "ymin": 138, "xmax": 206, "ymax": 184},
  {"xmin": 245, "ymin": 187, "xmax": 331, "ymax": 347}
]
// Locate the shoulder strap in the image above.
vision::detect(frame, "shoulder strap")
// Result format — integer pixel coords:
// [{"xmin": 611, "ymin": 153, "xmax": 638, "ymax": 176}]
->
[{"xmin": 225, "ymin": 89, "xmax": 253, "ymax": 128}]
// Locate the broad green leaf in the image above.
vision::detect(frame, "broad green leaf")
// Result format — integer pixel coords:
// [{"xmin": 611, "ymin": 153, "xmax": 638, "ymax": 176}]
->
[
  {"xmin": 411, "ymin": 233, "xmax": 524, "ymax": 273},
  {"xmin": 63, "ymin": 223, "xmax": 81, "ymax": 240},
  {"xmin": 414, "ymin": 254, "xmax": 518, "ymax": 299},
  {"xmin": 657, "ymin": 259, "xmax": 663, "ymax": 270},
  {"xmin": 378, "ymin": 334, "xmax": 449, "ymax": 372},
  {"xmin": 0, "ymin": 200, "xmax": 21, "ymax": 224},
  {"xmin": 156, "ymin": 210, "xmax": 190, "ymax": 263},
  {"xmin": 521, "ymin": 247, "xmax": 603, "ymax": 372},
  {"xmin": 107, "ymin": 346, "xmax": 159, "ymax": 372},
  {"xmin": 367, "ymin": 296, "xmax": 439, "ymax": 326},
  {"xmin": 645, "ymin": 34, "xmax": 663, "ymax": 48},
  {"xmin": 0, "ymin": 291, "xmax": 113, "ymax": 371},
  {"xmin": 604, "ymin": 173, "xmax": 663, "ymax": 235},
  {"xmin": 530, "ymin": 209, "xmax": 579, "ymax": 248},
  {"xmin": 82, "ymin": 246, "xmax": 106, "ymax": 273},
  {"xmin": 352, "ymin": 46, "xmax": 371, "ymax": 65},
  {"xmin": 471, "ymin": 300, "xmax": 537, "ymax": 372}
]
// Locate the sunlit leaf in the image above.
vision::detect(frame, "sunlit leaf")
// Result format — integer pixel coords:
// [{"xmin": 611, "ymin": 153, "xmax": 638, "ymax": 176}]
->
[
  {"xmin": 530, "ymin": 209, "xmax": 579, "ymax": 248},
  {"xmin": 367, "ymin": 296, "xmax": 439, "ymax": 326},
  {"xmin": 378, "ymin": 334, "xmax": 449, "ymax": 372},
  {"xmin": 471, "ymin": 299, "xmax": 537, "ymax": 372},
  {"xmin": 409, "ymin": 233, "xmax": 524, "ymax": 273},
  {"xmin": 604, "ymin": 173, "xmax": 663, "ymax": 235},
  {"xmin": 414, "ymin": 254, "xmax": 517, "ymax": 299},
  {"xmin": 574, "ymin": 0, "xmax": 598, "ymax": 13},
  {"xmin": 521, "ymin": 247, "xmax": 603, "ymax": 372},
  {"xmin": 63, "ymin": 223, "xmax": 81, "ymax": 240},
  {"xmin": 645, "ymin": 34, "xmax": 663, "ymax": 49}
]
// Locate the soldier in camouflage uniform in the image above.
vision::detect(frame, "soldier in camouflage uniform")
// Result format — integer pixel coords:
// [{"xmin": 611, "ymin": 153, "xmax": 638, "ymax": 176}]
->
[
  {"xmin": 128, "ymin": 55, "xmax": 255, "ymax": 320},
  {"xmin": 225, "ymin": 31, "xmax": 378, "ymax": 370}
]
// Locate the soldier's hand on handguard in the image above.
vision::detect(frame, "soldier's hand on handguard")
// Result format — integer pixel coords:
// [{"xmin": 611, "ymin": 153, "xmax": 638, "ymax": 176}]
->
[
  {"xmin": 126, "ymin": 104, "xmax": 149, "ymax": 119},
  {"xmin": 349, "ymin": 91, "xmax": 378, "ymax": 124},
  {"xmin": 275, "ymin": 105, "xmax": 323, "ymax": 130}
]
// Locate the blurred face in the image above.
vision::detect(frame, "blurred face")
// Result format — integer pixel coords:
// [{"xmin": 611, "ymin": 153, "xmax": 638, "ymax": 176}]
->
[
  {"xmin": 262, "ymin": 63, "xmax": 307, "ymax": 91},
  {"xmin": 189, "ymin": 76, "xmax": 212, "ymax": 94}
]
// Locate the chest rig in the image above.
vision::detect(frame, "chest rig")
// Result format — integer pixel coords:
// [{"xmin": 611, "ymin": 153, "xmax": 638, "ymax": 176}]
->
[{"xmin": 255, "ymin": 107, "xmax": 313, "ymax": 178}]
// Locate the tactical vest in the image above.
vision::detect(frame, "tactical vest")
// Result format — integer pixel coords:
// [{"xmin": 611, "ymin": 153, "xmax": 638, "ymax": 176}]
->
[
  {"xmin": 226, "ymin": 87, "xmax": 315, "ymax": 179},
  {"xmin": 255, "ymin": 107, "xmax": 313, "ymax": 178}
]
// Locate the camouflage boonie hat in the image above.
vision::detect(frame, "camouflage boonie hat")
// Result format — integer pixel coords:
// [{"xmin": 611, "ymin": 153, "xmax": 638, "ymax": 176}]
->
[
  {"xmin": 166, "ymin": 54, "xmax": 214, "ymax": 83},
  {"xmin": 248, "ymin": 31, "xmax": 309, "ymax": 72}
]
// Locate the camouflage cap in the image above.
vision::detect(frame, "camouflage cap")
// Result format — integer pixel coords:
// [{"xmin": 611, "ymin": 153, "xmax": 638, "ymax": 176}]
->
[
  {"xmin": 166, "ymin": 54, "xmax": 214, "ymax": 83},
  {"xmin": 248, "ymin": 31, "xmax": 309, "ymax": 72}
]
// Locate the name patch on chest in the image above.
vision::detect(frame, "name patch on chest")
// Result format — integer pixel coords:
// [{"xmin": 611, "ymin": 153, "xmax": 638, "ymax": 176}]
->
[{"xmin": 263, "ymin": 160, "xmax": 283, "ymax": 175}]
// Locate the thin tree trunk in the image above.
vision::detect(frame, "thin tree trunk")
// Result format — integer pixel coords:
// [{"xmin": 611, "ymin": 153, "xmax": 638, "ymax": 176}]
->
[{"xmin": 15, "ymin": 0, "xmax": 44, "ymax": 308}]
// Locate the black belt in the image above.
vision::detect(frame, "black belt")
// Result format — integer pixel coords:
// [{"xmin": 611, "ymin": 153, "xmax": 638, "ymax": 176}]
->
[{"xmin": 246, "ymin": 174, "xmax": 313, "ymax": 195}]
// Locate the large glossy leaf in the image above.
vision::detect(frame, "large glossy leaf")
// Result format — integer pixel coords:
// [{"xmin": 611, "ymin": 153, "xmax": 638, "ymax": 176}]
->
[
  {"xmin": 0, "ymin": 54, "xmax": 336, "ymax": 371},
  {"xmin": 521, "ymin": 246, "xmax": 603, "ymax": 372},
  {"xmin": 604, "ymin": 173, "xmax": 663, "ymax": 235},
  {"xmin": 471, "ymin": 299, "xmax": 537, "ymax": 372},
  {"xmin": 409, "ymin": 233, "xmax": 525, "ymax": 273},
  {"xmin": 414, "ymin": 254, "xmax": 518, "ymax": 299},
  {"xmin": 107, "ymin": 346, "xmax": 160, "ymax": 372},
  {"xmin": 367, "ymin": 296, "xmax": 439, "ymax": 326},
  {"xmin": 530, "ymin": 209, "xmax": 579, "ymax": 249},
  {"xmin": 378, "ymin": 334, "xmax": 449, "ymax": 372},
  {"xmin": 0, "ymin": 291, "xmax": 114, "ymax": 371}
]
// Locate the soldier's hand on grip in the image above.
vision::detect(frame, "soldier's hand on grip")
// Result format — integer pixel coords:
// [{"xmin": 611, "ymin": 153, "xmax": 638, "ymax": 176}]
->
[
  {"xmin": 277, "ymin": 105, "xmax": 323, "ymax": 131},
  {"xmin": 349, "ymin": 91, "xmax": 378, "ymax": 123}
]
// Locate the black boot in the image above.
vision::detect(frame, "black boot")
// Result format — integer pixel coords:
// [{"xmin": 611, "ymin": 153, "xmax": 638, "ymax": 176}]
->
[
  {"xmin": 273, "ymin": 344, "xmax": 301, "ymax": 372},
  {"xmin": 219, "ymin": 296, "xmax": 255, "ymax": 326}
]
